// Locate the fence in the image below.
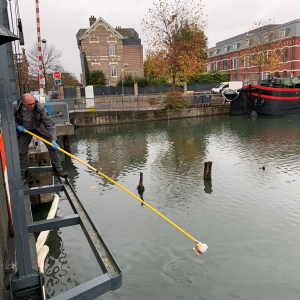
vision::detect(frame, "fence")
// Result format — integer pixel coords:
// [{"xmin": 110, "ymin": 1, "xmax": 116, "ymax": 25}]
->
[
  {"xmin": 51, "ymin": 93, "xmax": 224, "ymax": 112},
  {"xmin": 73, "ymin": 82, "xmax": 220, "ymax": 98},
  {"xmin": 46, "ymin": 102, "xmax": 70, "ymax": 123}
]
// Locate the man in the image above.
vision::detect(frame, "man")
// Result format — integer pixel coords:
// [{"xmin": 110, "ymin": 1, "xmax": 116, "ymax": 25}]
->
[{"xmin": 14, "ymin": 93, "xmax": 68, "ymax": 184}]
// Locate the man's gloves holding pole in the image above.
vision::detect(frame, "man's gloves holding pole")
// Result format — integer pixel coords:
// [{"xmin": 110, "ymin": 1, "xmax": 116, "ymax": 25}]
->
[
  {"xmin": 17, "ymin": 125, "xmax": 26, "ymax": 133},
  {"xmin": 51, "ymin": 141, "xmax": 60, "ymax": 150}
]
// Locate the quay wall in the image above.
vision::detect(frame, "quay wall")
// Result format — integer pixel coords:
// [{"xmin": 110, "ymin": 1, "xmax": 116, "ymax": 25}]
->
[{"xmin": 70, "ymin": 105, "xmax": 230, "ymax": 127}]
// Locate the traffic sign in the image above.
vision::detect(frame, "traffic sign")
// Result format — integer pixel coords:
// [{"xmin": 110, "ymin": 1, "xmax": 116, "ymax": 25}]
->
[
  {"xmin": 49, "ymin": 65, "xmax": 64, "ymax": 72},
  {"xmin": 53, "ymin": 71, "xmax": 61, "ymax": 79},
  {"xmin": 54, "ymin": 79, "xmax": 61, "ymax": 86}
]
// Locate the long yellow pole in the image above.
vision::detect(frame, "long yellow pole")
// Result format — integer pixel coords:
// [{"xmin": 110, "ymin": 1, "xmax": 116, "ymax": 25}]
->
[{"xmin": 25, "ymin": 129, "xmax": 206, "ymax": 250}]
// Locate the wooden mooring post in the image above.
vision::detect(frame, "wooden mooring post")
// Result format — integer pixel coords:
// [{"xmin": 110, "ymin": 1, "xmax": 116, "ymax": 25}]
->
[
  {"xmin": 204, "ymin": 161, "xmax": 213, "ymax": 179},
  {"xmin": 137, "ymin": 172, "xmax": 145, "ymax": 193}
]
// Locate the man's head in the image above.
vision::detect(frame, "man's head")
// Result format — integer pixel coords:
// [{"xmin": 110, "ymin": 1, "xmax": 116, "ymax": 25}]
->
[{"xmin": 22, "ymin": 93, "xmax": 36, "ymax": 111}]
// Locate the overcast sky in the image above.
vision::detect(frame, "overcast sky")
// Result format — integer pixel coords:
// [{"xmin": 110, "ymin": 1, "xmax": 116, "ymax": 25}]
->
[{"xmin": 16, "ymin": 0, "xmax": 300, "ymax": 81}]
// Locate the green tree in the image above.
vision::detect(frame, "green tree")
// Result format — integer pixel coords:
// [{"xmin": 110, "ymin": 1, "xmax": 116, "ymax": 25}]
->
[
  {"xmin": 84, "ymin": 53, "xmax": 91, "ymax": 85},
  {"xmin": 90, "ymin": 70, "xmax": 106, "ymax": 87}
]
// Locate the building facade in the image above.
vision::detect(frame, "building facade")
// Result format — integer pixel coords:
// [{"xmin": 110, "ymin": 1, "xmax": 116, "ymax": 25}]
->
[
  {"xmin": 76, "ymin": 16, "xmax": 143, "ymax": 86},
  {"xmin": 207, "ymin": 19, "xmax": 300, "ymax": 84}
]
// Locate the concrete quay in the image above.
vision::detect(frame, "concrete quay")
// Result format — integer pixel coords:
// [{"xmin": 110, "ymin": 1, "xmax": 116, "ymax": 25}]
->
[{"xmin": 69, "ymin": 105, "xmax": 230, "ymax": 127}]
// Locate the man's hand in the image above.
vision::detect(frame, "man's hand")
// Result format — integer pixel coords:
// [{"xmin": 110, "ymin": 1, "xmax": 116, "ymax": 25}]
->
[
  {"xmin": 17, "ymin": 125, "xmax": 26, "ymax": 133},
  {"xmin": 51, "ymin": 141, "xmax": 60, "ymax": 149}
]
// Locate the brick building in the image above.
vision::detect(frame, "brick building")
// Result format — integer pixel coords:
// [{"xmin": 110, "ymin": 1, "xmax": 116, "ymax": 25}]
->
[
  {"xmin": 76, "ymin": 16, "xmax": 143, "ymax": 86},
  {"xmin": 207, "ymin": 19, "xmax": 300, "ymax": 84}
]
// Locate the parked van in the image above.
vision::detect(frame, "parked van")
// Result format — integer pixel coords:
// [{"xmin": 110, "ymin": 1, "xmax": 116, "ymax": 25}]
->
[{"xmin": 211, "ymin": 81, "xmax": 243, "ymax": 94}]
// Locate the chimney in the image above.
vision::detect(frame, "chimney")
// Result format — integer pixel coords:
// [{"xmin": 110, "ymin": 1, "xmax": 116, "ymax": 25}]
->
[{"xmin": 89, "ymin": 15, "xmax": 96, "ymax": 27}]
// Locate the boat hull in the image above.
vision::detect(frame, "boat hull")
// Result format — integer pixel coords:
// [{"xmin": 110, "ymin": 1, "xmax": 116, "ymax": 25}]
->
[{"xmin": 230, "ymin": 85, "xmax": 300, "ymax": 117}]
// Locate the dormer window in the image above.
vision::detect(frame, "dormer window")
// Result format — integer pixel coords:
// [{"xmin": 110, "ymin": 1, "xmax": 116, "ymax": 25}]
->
[
  {"xmin": 233, "ymin": 42, "xmax": 237, "ymax": 50},
  {"xmin": 280, "ymin": 28, "xmax": 289, "ymax": 38},
  {"xmin": 224, "ymin": 46, "xmax": 227, "ymax": 53},
  {"xmin": 245, "ymin": 39, "xmax": 249, "ymax": 47}
]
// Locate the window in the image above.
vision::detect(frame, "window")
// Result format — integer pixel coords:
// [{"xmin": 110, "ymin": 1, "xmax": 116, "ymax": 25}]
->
[
  {"xmin": 110, "ymin": 65, "xmax": 117, "ymax": 77},
  {"xmin": 280, "ymin": 28, "xmax": 286, "ymax": 39},
  {"xmin": 213, "ymin": 61, "xmax": 218, "ymax": 70},
  {"xmin": 245, "ymin": 39, "xmax": 249, "ymax": 47},
  {"xmin": 263, "ymin": 33, "xmax": 269, "ymax": 43},
  {"xmin": 233, "ymin": 43, "xmax": 237, "ymax": 50},
  {"xmin": 216, "ymin": 48, "xmax": 220, "ymax": 55},
  {"xmin": 231, "ymin": 57, "xmax": 237, "ymax": 70},
  {"xmin": 224, "ymin": 46, "xmax": 227, "ymax": 53},
  {"xmin": 206, "ymin": 64, "xmax": 211, "ymax": 72},
  {"xmin": 283, "ymin": 47, "xmax": 288, "ymax": 62},
  {"xmin": 261, "ymin": 72, "xmax": 270, "ymax": 80},
  {"xmin": 124, "ymin": 64, "xmax": 128, "ymax": 70},
  {"xmin": 283, "ymin": 70, "xmax": 287, "ymax": 78},
  {"xmin": 223, "ymin": 60, "xmax": 228, "ymax": 70},
  {"xmin": 109, "ymin": 44, "xmax": 115, "ymax": 56},
  {"xmin": 244, "ymin": 55, "xmax": 250, "ymax": 68},
  {"xmin": 219, "ymin": 61, "xmax": 222, "ymax": 71},
  {"xmin": 275, "ymin": 71, "xmax": 280, "ymax": 78}
]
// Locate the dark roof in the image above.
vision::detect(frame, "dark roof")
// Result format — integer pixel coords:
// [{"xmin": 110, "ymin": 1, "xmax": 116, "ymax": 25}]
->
[
  {"xmin": 115, "ymin": 28, "xmax": 138, "ymax": 39},
  {"xmin": 76, "ymin": 28, "xmax": 87, "ymax": 46}
]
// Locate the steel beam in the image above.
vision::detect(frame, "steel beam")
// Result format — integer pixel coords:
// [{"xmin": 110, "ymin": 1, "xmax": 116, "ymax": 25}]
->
[
  {"xmin": 50, "ymin": 274, "xmax": 111, "ymax": 300},
  {"xmin": 28, "ymin": 166, "xmax": 53, "ymax": 173},
  {"xmin": 27, "ymin": 214, "xmax": 80, "ymax": 233},
  {"xmin": 23, "ymin": 184, "xmax": 64, "ymax": 196},
  {"xmin": 0, "ymin": 0, "xmax": 34, "ymax": 279},
  {"xmin": 60, "ymin": 178, "xmax": 122, "ymax": 290}
]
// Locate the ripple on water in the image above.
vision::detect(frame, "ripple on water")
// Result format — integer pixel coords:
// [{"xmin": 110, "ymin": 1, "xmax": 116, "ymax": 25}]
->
[{"xmin": 163, "ymin": 257, "xmax": 203, "ymax": 285}]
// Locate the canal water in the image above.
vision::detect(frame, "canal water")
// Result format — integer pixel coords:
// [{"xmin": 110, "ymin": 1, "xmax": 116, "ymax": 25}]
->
[{"xmin": 33, "ymin": 115, "xmax": 300, "ymax": 299}]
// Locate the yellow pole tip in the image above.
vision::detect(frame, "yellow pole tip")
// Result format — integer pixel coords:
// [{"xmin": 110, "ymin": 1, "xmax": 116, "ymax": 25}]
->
[{"xmin": 193, "ymin": 243, "xmax": 208, "ymax": 255}]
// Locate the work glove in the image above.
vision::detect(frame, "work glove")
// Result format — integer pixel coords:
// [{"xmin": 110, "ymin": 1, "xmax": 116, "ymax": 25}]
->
[
  {"xmin": 51, "ymin": 141, "xmax": 60, "ymax": 149},
  {"xmin": 17, "ymin": 125, "xmax": 26, "ymax": 133}
]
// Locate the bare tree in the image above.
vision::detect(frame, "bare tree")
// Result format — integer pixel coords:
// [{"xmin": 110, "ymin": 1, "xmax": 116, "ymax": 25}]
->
[{"xmin": 26, "ymin": 42, "xmax": 63, "ymax": 92}]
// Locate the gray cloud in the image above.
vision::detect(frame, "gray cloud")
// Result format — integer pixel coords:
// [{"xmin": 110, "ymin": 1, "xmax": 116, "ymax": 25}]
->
[{"xmin": 17, "ymin": 0, "xmax": 300, "ymax": 81}]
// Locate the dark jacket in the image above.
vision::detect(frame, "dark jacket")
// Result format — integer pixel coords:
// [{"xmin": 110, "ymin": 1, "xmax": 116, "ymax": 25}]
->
[{"xmin": 14, "ymin": 98, "xmax": 57, "ymax": 141}]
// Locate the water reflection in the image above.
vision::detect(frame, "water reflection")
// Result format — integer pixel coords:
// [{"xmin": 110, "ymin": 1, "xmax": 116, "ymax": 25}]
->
[
  {"xmin": 44, "ymin": 229, "xmax": 80, "ymax": 298},
  {"xmin": 35, "ymin": 115, "xmax": 300, "ymax": 300},
  {"xmin": 204, "ymin": 179, "xmax": 212, "ymax": 194}
]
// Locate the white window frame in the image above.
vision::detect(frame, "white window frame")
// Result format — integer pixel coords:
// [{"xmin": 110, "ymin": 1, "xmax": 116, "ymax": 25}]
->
[
  {"xmin": 109, "ymin": 44, "xmax": 116, "ymax": 56},
  {"xmin": 110, "ymin": 64, "xmax": 117, "ymax": 77},
  {"xmin": 233, "ymin": 43, "xmax": 237, "ymax": 50},
  {"xmin": 244, "ymin": 55, "xmax": 250, "ymax": 68},
  {"xmin": 283, "ymin": 70, "xmax": 287, "ymax": 78},
  {"xmin": 224, "ymin": 46, "xmax": 227, "ymax": 53},
  {"xmin": 245, "ymin": 39, "xmax": 249, "ymax": 47},
  {"xmin": 206, "ymin": 63, "xmax": 211, "ymax": 72},
  {"xmin": 231, "ymin": 57, "xmax": 237, "ymax": 70},
  {"xmin": 223, "ymin": 60, "xmax": 228, "ymax": 70}
]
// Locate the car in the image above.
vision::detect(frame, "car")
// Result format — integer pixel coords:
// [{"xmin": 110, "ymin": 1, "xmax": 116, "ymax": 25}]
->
[
  {"xmin": 30, "ymin": 91, "xmax": 40, "ymax": 101},
  {"xmin": 48, "ymin": 90, "xmax": 59, "ymax": 99},
  {"xmin": 211, "ymin": 81, "xmax": 243, "ymax": 94}
]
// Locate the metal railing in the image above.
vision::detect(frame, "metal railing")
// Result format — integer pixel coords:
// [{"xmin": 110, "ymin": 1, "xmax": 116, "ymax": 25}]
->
[
  {"xmin": 52, "ymin": 94, "xmax": 225, "ymax": 112},
  {"xmin": 46, "ymin": 101, "xmax": 70, "ymax": 123}
]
